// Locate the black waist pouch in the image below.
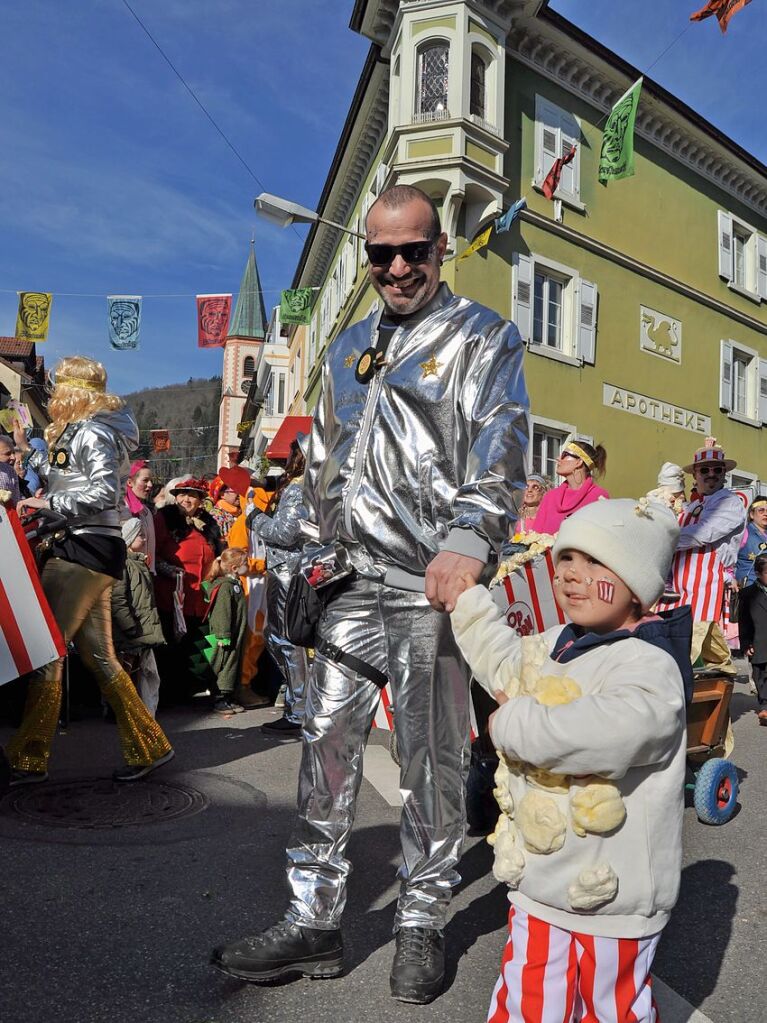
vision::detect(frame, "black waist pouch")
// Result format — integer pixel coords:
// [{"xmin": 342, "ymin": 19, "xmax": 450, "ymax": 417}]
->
[
  {"xmin": 284, "ymin": 570, "xmax": 388, "ymax": 690},
  {"xmin": 284, "ymin": 571, "xmax": 347, "ymax": 648}
]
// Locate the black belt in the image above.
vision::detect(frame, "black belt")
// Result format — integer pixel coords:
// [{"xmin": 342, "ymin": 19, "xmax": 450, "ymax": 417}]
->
[{"xmin": 315, "ymin": 638, "xmax": 388, "ymax": 690}]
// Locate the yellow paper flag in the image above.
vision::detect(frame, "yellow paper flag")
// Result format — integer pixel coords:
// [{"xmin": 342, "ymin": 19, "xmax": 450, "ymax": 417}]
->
[
  {"xmin": 16, "ymin": 292, "xmax": 53, "ymax": 342},
  {"xmin": 456, "ymin": 226, "xmax": 493, "ymax": 264}
]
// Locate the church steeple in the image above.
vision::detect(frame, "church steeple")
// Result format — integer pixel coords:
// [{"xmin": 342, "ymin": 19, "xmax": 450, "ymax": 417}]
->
[{"xmin": 227, "ymin": 239, "xmax": 267, "ymax": 341}]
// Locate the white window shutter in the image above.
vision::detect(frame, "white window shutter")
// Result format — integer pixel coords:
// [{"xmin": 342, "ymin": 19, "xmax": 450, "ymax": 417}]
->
[
  {"xmin": 757, "ymin": 235, "xmax": 767, "ymax": 300},
  {"xmin": 513, "ymin": 252, "xmax": 533, "ymax": 341},
  {"xmin": 577, "ymin": 278, "xmax": 597, "ymax": 364},
  {"xmin": 718, "ymin": 211, "xmax": 733, "ymax": 281},
  {"xmin": 535, "ymin": 96, "xmax": 559, "ymax": 184},
  {"xmin": 759, "ymin": 358, "xmax": 767, "ymax": 423},
  {"xmin": 559, "ymin": 113, "xmax": 580, "ymax": 198},
  {"xmin": 720, "ymin": 339, "xmax": 733, "ymax": 411},
  {"xmin": 360, "ymin": 197, "xmax": 370, "ymax": 265}
]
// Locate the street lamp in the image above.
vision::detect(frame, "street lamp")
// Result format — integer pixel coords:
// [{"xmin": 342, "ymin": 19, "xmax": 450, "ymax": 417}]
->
[{"xmin": 254, "ymin": 192, "xmax": 366, "ymax": 239}]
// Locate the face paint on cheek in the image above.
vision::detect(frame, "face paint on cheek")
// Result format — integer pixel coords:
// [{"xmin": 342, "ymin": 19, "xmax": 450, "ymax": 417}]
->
[
  {"xmin": 585, "ymin": 577, "xmax": 594, "ymax": 587},
  {"xmin": 597, "ymin": 579, "xmax": 615, "ymax": 604}
]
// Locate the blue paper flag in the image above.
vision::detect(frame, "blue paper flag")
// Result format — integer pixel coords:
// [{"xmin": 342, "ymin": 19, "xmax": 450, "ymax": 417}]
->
[{"xmin": 108, "ymin": 295, "xmax": 142, "ymax": 351}]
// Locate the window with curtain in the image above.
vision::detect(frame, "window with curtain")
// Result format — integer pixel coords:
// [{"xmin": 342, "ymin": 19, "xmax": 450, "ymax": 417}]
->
[{"xmin": 417, "ymin": 42, "xmax": 449, "ymax": 115}]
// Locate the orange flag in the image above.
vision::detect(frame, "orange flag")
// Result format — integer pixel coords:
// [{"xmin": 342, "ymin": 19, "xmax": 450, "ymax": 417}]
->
[{"xmin": 690, "ymin": 0, "xmax": 752, "ymax": 33}]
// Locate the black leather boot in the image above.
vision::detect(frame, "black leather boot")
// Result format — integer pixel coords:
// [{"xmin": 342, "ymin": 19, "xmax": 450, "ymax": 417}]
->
[
  {"xmin": 389, "ymin": 927, "xmax": 445, "ymax": 1003},
  {"xmin": 211, "ymin": 920, "xmax": 343, "ymax": 982}
]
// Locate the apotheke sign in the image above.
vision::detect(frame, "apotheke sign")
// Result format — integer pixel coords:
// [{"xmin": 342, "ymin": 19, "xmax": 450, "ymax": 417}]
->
[{"xmin": 603, "ymin": 384, "xmax": 711, "ymax": 434}]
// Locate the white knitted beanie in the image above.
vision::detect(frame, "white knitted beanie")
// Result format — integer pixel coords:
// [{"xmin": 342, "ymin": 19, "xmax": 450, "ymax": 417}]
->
[
  {"xmin": 121, "ymin": 517, "xmax": 143, "ymax": 547},
  {"xmin": 552, "ymin": 498, "xmax": 680, "ymax": 610}
]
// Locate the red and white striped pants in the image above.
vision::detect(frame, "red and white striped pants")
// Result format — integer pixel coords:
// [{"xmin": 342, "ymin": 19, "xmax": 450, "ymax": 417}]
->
[{"xmin": 487, "ymin": 905, "xmax": 661, "ymax": 1023}]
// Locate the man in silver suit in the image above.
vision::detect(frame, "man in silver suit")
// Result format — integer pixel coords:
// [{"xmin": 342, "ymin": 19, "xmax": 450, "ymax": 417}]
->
[{"xmin": 212, "ymin": 185, "xmax": 529, "ymax": 1002}]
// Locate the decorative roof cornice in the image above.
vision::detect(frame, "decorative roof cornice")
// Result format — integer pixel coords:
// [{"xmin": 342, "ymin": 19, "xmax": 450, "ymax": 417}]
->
[
  {"xmin": 350, "ymin": 0, "xmax": 537, "ymax": 45},
  {"xmin": 511, "ymin": 11, "xmax": 767, "ymax": 218}
]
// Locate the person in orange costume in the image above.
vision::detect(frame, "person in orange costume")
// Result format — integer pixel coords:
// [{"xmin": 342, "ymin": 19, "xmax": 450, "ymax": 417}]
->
[{"xmin": 220, "ymin": 466, "xmax": 271, "ymax": 705}]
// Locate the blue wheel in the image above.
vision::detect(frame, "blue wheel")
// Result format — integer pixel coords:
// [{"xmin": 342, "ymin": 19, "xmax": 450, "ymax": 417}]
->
[{"xmin": 693, "ymin": 758, "xmax": 738, "ymax": 825}]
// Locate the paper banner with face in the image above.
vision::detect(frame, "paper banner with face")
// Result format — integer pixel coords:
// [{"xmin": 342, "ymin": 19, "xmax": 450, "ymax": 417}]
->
[
  {"xmin": 16, "ymin": 292, "xmax": 53, "ymax": 342},
  {"xmin": 280, "ymin": 288, "xmax": 313, "ymax": 325},
  {"xmin": 197, "ymin": 294, "xmax": 232, "ymax": 348},
  {"xmin": 108, "ymin": 295, "xmax": 142, "ymax": 350},
  {"xmin": 150, "ymin": 429, "xmax": 171, "ymax": 453}
]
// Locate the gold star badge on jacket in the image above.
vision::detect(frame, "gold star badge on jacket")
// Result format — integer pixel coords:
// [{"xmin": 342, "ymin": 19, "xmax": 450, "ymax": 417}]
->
[
  {"xmin": 344, "ymin": 354, "xmax": 356, "ymax": 368},
  {"xmin": 420, "ymin": 354, "xmax": 441, "ymax": 379}
]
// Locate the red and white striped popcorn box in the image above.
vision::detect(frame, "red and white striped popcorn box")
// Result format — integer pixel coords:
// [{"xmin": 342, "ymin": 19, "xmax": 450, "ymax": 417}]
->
[
  {"xmin": 492, "ymin": 548, "xmax": 567, "ymax": 636},
  {"xmin": 0, "ymin": 506, "xmax": 65, "ymax": 686}
]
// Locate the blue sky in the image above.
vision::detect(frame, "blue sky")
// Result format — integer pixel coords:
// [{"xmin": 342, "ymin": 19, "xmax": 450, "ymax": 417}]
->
[{"xmin": 1, "ymin": 1, "xmax": 764, "ymax": 395}]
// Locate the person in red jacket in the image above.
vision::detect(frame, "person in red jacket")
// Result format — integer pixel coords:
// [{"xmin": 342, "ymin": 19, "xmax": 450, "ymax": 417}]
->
[{"xmin": 154, "ymin": 477, "xmax": 220, "ymax": 701}]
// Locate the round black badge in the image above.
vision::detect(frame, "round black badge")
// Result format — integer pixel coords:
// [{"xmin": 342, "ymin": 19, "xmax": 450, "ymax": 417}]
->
[
  {"xmin": 54, "ymin": 449, "xmax": 69, "ymax": 468},
  {"xmin": 355, "ymin": 347, "xmax": 377, "ymax": 384}
]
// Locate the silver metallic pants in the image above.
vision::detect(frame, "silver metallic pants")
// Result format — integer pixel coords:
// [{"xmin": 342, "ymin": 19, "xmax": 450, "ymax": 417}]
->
[
  {"xmin": 265, "ymin": 565, "xmax": 308, "ymax": 724},
  {"xmin": 285, "ymin": 575, "xmax": 471, "ymax": 931}
]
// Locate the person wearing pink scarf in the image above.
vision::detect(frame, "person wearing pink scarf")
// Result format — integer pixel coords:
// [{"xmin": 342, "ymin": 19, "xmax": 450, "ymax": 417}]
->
[
  {"xmin": 125, "ymin": 460, "xmax": 156, "ymax": 573},
  {"xmin": 530, "ymin": 440, "xmax": 609, "ymax": 535}
]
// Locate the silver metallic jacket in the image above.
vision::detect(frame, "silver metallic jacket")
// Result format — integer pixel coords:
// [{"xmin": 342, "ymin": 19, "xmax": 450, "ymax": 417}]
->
[
  {"xmin": 30, "ymin": 408, "xmax": 139, "ymax": 535},
  {"xmin": 254, "ymin": 479, "xmax": 308, "ymax": 573},
  {"xmin": 305, "ymin": 284, "xmax": 529, "ymax": 589}
]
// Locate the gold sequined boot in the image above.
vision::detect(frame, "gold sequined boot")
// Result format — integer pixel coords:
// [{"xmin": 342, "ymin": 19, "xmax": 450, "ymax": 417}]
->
[
  {"xmin": 101, "ymin": 669, "xmax": 173, "ymax": 775},
  {"xmin": 6, "ymin": 674, "xmax": 62, "ymax": 776}
]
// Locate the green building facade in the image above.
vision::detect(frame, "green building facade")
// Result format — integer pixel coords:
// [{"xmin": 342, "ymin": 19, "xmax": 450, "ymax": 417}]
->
[{"xmin": 292, "ymin": 0, "xmax": 767, "ymax": 501}]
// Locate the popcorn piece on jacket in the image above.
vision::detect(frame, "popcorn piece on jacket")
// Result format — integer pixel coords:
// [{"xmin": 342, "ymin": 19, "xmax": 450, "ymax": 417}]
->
[
  {"xmin": 517, "ymin": 790, "xmax": 567, "ymax": 854},
  {"xmin": 569, "ymin": 777, "xmax": 627, "ymax": 838},
  {"xmin": 567, "ymin": 863, "xmax": 619, "ymax": 911},
  {"xmin": 490, "ymin": 816, "xmax": 526, "ymax": 886},
  {"xmin": 493, "ymin": 757, "xmax": 516, "ymax": 816},
  {"xmin": 533, "ymin": 674, "xmax": 582, "ymax": 706}
]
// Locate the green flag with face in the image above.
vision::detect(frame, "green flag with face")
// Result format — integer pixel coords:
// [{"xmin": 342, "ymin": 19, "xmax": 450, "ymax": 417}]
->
[
  {"xmin": 280, "ymin": 288, "xmax": 313, "ymax": 325},
  {"xmin": 598, "ymin": 77, "xmax": 643, "ymax": 184}
]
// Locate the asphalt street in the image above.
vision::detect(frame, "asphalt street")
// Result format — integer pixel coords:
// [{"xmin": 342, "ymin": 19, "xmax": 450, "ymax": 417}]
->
[{"xmin": 0, "ymin": 666, "xmax": 764, "ymax": 1023}]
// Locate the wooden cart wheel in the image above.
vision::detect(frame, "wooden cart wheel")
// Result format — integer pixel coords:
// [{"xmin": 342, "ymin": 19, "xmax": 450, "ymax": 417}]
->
[{"xmin": 693, "ymin": 758, "xmax": 738, "ymax": 825}]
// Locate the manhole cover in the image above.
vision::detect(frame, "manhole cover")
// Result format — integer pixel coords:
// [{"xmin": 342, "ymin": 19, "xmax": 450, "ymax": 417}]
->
[{"xmin": 5, "ymin": 778, "xmax": 208, "ymax": 830}]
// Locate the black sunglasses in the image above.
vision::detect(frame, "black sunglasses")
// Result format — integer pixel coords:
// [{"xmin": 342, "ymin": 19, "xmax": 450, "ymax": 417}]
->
[
  {"xmin": 698, "ymin": 466, "xmax": 725, "ymax": 476},
  {"xmin": 364, "ymin": 238, "xmax": 437, "ymax": 267}
]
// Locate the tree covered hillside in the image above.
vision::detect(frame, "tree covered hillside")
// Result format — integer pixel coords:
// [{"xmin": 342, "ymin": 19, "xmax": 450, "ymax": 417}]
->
[{"xmin": 121, "ymin": 376, "xmax": 221, "ymax": 482}]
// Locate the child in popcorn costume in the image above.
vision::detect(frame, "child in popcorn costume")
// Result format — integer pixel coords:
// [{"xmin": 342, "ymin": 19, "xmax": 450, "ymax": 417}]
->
[{"xmin": 451, "ymin": 498, "xmax": 692, "ymax": 1023}]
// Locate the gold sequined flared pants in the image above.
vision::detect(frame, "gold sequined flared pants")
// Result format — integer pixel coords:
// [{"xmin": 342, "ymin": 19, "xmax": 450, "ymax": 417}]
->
[{"xmin": 6, "ymin": 557, "xmax": 173, "ymax": 773}]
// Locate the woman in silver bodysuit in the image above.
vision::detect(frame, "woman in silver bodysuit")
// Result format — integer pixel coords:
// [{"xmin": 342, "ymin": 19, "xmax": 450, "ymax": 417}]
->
[{"xmin": 9, "ymin": 356, "xmax": 173, "ymax": 785}]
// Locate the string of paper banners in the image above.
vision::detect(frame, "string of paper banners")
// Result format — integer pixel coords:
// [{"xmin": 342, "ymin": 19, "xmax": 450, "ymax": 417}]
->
[{"xmin": 10, "ymin": 288, "xmax": 315, "ymax": 351}]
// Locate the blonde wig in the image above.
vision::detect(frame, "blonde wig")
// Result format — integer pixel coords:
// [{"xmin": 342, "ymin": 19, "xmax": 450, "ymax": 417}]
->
[{"xmin": 45, "ymin": 356, "xmax": 124, "ymax": 446}]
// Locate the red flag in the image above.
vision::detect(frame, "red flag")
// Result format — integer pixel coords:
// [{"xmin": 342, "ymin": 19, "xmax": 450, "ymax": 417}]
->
[
  {"xmin": 690, "ymin": 0, "xmax": 752, "ymax": 33},
  {"xmin": 196, "ymin": 293, "xmax": 232, "ymax": 348},
  {"xmin": 151, "ymin": 429, "xmax": 171, "ymax": 453},
  {"xmin": 542, "ymin": 145, "xmax": 577, "ymax": 200}
]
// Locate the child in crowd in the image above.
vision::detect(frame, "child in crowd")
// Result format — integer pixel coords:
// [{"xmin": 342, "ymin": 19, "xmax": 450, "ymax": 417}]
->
[
  {"xmin": 0, "ymin": 434, "xmax": 21, "ymax": 506},
  {"xmin": 204, "ymin": 547, "xmax": 250, "ymax": 715},
  {"xmin": 450, "ymin": 498, "xmax": 691, "ymax": 1023},
  {"xmin": 738, "ymin": 552, "xmax": 767, "ymax": 725},
  {"xmin": 111, "ymin": 518, "xmax": 165, "ymax": 717}
]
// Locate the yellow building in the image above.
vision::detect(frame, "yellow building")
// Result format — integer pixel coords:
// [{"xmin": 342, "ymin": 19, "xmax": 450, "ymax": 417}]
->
[{"xmin": 284, "ymin": 0, "xmax": 767, "ymax": 500}]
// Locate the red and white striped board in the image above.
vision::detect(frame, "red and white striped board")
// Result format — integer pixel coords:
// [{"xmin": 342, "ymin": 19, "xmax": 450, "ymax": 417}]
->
[
  {"xmin": 0, "ymin": 506, "xmax": 65, "ymax": 686},
  {"xmin": 664, "ymin": 549, "xmax": 725, "ymax": 623},
  {"xmin": 491, "ymin": 549, "xmax": 566, "ymax": 636}
]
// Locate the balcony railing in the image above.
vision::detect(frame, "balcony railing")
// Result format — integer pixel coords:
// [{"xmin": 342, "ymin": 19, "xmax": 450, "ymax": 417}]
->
[{"xmin": 411, "ymin": 109, "xmax": 451, "ymax": 125}]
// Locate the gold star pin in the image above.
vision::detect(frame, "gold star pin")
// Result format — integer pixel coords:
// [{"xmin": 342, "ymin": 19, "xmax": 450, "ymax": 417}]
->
[
  {"xmin": 420, "ymin": 354, "xmax": 441, "ymax": 378},
  {"xmin": 344, "ymin": 354, "xmax": 356, "ymax": 368}
]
